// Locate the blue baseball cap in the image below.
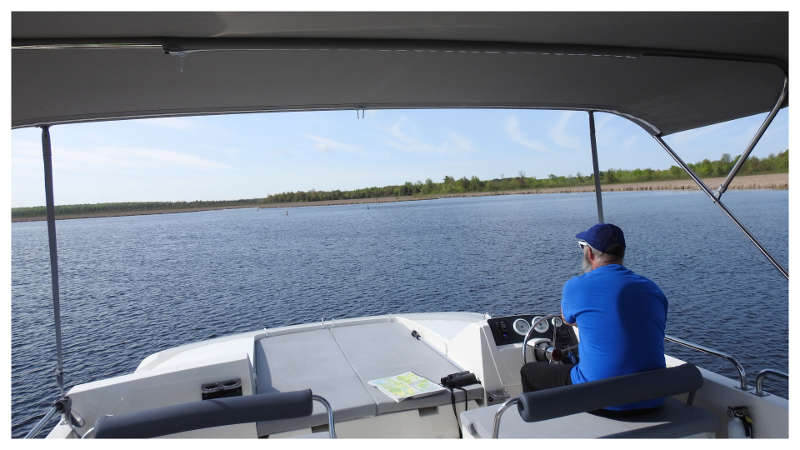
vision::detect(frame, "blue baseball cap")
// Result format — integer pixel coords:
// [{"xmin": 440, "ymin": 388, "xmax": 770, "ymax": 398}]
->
[{"xmin": 576, "ymin": 223, "xmax": 626, "ymax": 255}]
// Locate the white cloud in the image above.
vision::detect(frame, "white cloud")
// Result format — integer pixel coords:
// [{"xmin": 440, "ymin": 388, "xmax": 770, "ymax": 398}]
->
[
  {"xmin": 125, "ymin": 148, "xmax": 229, "ymax": 169},
  {"xmin": 12, "ymin": 142, "xmax": 230, "ymax": 171},
  {"xmin": 621, "ymin": 134, "xmax": 639, "ymax": 151},
  {"xmin": 386, "ymin": 117, "xmax": 474, "ymax": 154},
  {"xmin": 139, "ymin": 116, "xmax": 197, "ymax": 131},
  {"xmin": 306, "ymin": 135, "xmax": 361, "ymax": 153},
  {"xmin": 668, "ymin": 121, "xmax": 726, "ymax": 147},
  {"xmin": 726, "ymin": 119, "xmax": 786, "ymax": 151},
  {"xmin": 10, "ymin": 139, "xmax": 42, "ymax": 168},
  {"xmin": 549, "ymin": 111, "xmax": 584, "ymax": 151},
  {"xmin": 504, "ymin": 116, "xmax": 549, "ymax": 152},
  {"xmin": 594, "ymin": 114, "xmax": 614, "ymax": 132},
  {"xmin": 447, "ymin": 132, "xmax": 474, "ymax": 152}
]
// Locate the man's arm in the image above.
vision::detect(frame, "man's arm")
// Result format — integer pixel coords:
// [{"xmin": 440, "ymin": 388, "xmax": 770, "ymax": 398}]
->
[{"xmin": 561, "ymin": 280, "xmax": 576, "ymax": 326}]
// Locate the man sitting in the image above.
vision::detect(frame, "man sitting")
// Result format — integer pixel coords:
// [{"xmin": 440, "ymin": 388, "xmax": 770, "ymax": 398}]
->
[{"xmin": 520, "ymin": 223, "xmax": 668, "ymax": 411}]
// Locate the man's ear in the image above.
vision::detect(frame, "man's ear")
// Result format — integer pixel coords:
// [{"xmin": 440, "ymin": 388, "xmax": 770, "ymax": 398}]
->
[{"xmin": 586, "ymin": 247, "xmax": 595, "ymax": 262}]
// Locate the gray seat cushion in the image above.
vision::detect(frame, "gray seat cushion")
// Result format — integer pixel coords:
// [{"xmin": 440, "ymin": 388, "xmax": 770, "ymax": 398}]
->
[
  {"xmin": 255, "ymin": 320, "xmax": 484, "ymax": 435},
  {"xmin": 461, "ymin": 397, "xmax": 716, "ymax": 438},
  {"xmin": 255, "ymin": 328, "xmax": 376, "ymax": 435},
  {"xmin": 331, "ymin": 322, "xmax": 483, "ymax": 414}
]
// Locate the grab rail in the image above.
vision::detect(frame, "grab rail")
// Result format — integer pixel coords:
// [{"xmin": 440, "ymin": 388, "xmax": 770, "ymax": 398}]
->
[
  {"xmin": 312, "ymin": 394, "xmax": 337, "ymax": 438},
  {"xmin": 92, "ymin": 389, "xmax": 334, "ymax": 438},
  {"xmin": 491, "ymin": 364, "xmax": 703, "ymax": 438},
  {"xmin": 664, "ymin": 335, "xmax": 747, "ymax": 390},
  {"xmin": 754, "ymin": 369, "xmax": 788, "ymax": 397},
  {"xmin": 492, "ymin": 397, "xmax": 520, "ymax": 438}
]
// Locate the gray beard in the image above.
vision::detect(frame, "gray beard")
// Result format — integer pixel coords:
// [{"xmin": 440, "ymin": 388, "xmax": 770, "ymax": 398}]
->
[{"xmin": 581, "ymin": 253, "xmax": 592, "ymax": 273}]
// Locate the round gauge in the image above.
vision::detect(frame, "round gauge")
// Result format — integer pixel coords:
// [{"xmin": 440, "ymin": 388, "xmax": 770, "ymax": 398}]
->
[
  {"xmin": 512, "ymin": 318, "xmax": 531, "ymax": 336},
  {"xmin": 532, "ymin": 316, "xmax": 550, "ymax": 333},
  {"xmin": 552, "ymin": 317, "xmax": 563, "ymax": 328}
]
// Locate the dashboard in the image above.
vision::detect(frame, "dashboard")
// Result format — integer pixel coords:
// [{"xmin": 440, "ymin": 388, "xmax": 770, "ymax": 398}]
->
[{"xmin": 487, "ymin": 314, "xmax": 578, "ymax": 349}]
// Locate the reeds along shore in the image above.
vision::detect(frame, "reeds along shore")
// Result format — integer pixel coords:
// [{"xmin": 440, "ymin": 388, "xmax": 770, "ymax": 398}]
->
[{"xmin": 11, "ymin": 173, "xmax": 788, "ymax": 223}]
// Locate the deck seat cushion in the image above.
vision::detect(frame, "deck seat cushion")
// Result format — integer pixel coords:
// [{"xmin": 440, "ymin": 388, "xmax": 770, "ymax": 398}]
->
[
  {"xmin": 330, "ymin": 321, "xmax": 483, "ymax": 414},
  {"xmin": 254, "ymin": 320, "xmax": 484, "ymax": 436}
]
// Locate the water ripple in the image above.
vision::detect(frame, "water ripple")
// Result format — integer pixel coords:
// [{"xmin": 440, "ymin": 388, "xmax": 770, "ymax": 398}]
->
[{"xmin": 11, "ymin": 191, "xmax": 788, "ymax": 437}]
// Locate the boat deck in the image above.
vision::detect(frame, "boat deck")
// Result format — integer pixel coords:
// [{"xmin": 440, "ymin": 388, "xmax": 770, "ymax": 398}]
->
[{"xmin": 254, "ymin": 319, "xmax": 483, "ymax": 436}]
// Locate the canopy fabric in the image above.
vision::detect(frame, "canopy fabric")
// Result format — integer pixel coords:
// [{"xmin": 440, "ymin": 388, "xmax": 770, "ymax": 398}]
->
[{"xmin": 11, "ymin": 12, "xmax": 788, "ymax": 134}]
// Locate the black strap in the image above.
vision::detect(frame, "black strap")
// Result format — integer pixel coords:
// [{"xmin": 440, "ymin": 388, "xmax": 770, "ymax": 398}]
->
[
  {"xmin": 449, "ymin": 388, "xmax": 462, "ymax": 438},
  {"xmin": 455, "ymin": 386, "xmax": 468, "ymax": 413},
  {"xmin": 448, "ymin": 387, "xmax": 469, "ymax": 438}
]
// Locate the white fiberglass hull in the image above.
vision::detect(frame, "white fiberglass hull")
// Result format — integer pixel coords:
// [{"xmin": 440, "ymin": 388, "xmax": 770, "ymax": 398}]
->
[{"xmin": 45, "ymin": 312, "xmax": 787, "ymax": 438}]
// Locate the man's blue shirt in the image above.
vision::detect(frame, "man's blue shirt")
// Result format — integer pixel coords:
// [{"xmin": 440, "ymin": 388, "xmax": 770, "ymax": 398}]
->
[{"xmin": 561, "ymin": 264, "xmax": 668, "ymax": 410}]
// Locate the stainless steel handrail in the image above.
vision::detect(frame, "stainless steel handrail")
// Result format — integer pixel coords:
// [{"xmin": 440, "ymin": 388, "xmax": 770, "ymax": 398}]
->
[
  {"xmin": 754, "ymin": 369, "xmax": 788, "ymax": 397},
  {"xmin": 80, "ymin": 426, "xmax": 96, "ymax": 439},
  {"xmin": 312, "ymin": 394, "xmax": 336, "ymax": 438},
  {"xmin": 716, "ymin": 77, "xmax": 788, "ymax": 199},
  {"xmin": 587, "ymin": 111, "xmax": 604, "ymax": 223},
  {"xmin": 23, "ymin": 406, "xmax": 58, "ymax": 439},
  {"xmin": 651, "ymin": 134, "xmax": 788, "ymax": 280},
  {"xmin": 492, "ymin": 397, "xmax": 520, "ymax": 438},
  {"xmin": 665, "ymin": 334, "xmax": 747, "ymax": 390}
]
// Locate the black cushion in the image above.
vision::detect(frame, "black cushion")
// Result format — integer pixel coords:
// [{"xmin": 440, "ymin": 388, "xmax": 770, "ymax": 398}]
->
[
  {"xmin": 94, "ymin": 389, "xmax": 313, "ymax": 438},
  {"xmin": 517, "ymin": 364, "xmax": 702, "ymax": 422}
]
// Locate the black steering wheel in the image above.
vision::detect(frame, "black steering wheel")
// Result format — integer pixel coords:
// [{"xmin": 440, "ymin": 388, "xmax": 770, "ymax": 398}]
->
[{"xmin": 522, "ymin": 314, "xmax": 577, "ymax": 366}]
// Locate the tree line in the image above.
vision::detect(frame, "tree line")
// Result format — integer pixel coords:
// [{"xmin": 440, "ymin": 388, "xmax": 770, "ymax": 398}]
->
[
  {"xmin": 263, "ymin": 150, "xmax": 788, "ymax": 202},
  {"xmin": 11, "ymin": 150, "xmax": 788, "ymax": 218}
]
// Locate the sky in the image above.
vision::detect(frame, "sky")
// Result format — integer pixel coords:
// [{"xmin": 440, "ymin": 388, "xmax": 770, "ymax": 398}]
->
[{"xmin": 10, "ymin": 108, "xmax": 789, "ymax": 207}]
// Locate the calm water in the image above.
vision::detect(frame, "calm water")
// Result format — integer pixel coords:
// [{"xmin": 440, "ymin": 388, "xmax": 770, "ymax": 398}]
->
[{"xmin": 11, "ymin": 190, "xmax": 788, "ymax": 437}]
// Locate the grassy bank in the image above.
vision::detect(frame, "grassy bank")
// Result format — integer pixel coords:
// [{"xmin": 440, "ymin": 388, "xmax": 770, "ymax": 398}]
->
[{"xmin": 12, "ymin": 173, "xmax": 788, "ymax": 223}]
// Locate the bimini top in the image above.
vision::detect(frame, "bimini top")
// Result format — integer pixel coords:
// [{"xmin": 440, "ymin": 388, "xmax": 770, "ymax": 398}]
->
[{"xmin": 12, "ymin": 12, "xmax": 788, "ymax": 134}]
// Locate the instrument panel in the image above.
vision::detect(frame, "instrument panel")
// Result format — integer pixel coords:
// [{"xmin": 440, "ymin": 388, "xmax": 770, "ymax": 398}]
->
[{"xmin": 487, "ymin": 314, "xmax": 577, "ymax": 347}]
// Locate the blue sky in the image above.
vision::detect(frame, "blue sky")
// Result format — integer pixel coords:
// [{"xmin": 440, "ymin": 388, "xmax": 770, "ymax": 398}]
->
[{"xmin": 10, "ymin": 108, "xmax": 788, "ymax": 207}]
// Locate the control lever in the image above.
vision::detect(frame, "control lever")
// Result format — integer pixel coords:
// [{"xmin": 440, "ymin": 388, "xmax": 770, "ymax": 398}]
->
[
  {"xmin": 523, "ymin": 314, "xmax": 555, "ymax": 366},
  {"xmin": 549, "ymin": 317, "xmax": 563, "ymax": 363},
  {"xmin": 551, "ymin": 316, "xmax": 562, "ymax": 339},
  {"xmin": 546, "ymin": 346, "xmax": 563, "ymax": 362}
]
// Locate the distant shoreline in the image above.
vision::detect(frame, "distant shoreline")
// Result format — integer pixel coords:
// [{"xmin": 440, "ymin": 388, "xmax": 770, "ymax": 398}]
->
[{"xmin": 12, "ymin": 173, "xmax": 788, "ymax": 223}]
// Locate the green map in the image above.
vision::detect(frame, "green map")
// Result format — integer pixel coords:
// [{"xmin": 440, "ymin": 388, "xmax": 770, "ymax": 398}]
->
[{"xmin": 368, "ymin": 371, "xmax": 445, "ymax": 402}]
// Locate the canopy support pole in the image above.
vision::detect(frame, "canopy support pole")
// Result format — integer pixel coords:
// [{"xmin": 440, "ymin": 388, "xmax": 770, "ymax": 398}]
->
[
  {"xmin": 40, "ymin": 125, "xmax": 71, "ymax": 432},
  {"xmin": 715, "ymin": 77, "xmax": 788, "ymax": 199},
  {"xmin": 588, "ymin": 111, "xmax": 604, "ymax": 223},
  {"xmin": 651, "ymin": 134, "xmax": 788, "ymax": 280}
]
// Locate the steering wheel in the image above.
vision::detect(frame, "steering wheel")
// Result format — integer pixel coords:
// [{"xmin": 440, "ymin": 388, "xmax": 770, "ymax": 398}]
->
[
  {"xmin": 521, "ymin": 314, "xmax": 576, "ymax": 367},
  {"xmin": 522, "ymin": 314, "xmax": 554, "ymax": 366}
]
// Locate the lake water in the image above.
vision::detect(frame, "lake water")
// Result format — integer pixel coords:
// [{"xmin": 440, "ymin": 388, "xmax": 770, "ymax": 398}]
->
[{"xmin": 11, "ymin": 190, "xmax": 788, "ymax": 437}]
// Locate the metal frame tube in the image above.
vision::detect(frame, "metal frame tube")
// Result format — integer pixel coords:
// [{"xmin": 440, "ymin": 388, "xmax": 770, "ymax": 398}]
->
[
  {"xmin": 754, "ymin": 369, "xmax": 788, "ymax": 397},
  {"xmin": 652, "ymin": 135, "xmax": 788, "ymax": 280},
  {"xmin": 312, "ymin": 394, "xmax": 336, "ymax": 438},
  {"xmin": 717, "ymin": 77, "xmax": 787, "ymax": 198},
  {"xmin": 41, "ymin": 126, "xmax": 66, "ymax": 398},
  {"xmin": 588, "ymin": 111, "xmax": 605, "ymax": 223},
  {"xmin": 665, "ymin": 334, "xmax": 747, "ymax": 390},
  {"xmin": 492, "ymin": 397, "xmax": 520, "ymax": 438}
]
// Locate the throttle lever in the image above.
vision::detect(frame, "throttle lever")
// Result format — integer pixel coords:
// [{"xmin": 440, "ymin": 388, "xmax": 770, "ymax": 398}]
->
[{"xmin": 546, "ymin": 346, "xmax": 563, "ymax": 362}]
